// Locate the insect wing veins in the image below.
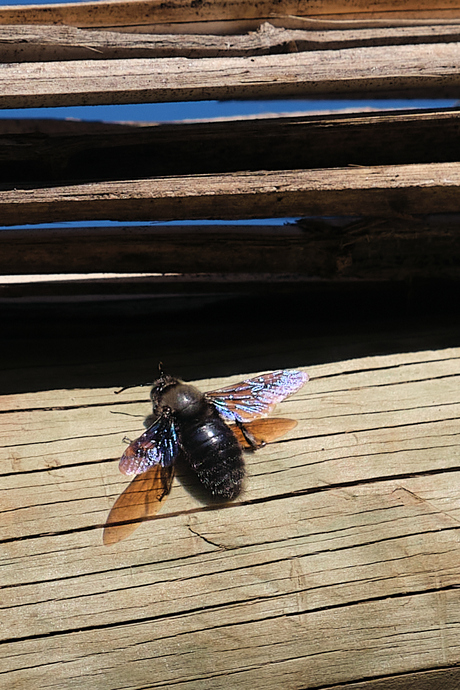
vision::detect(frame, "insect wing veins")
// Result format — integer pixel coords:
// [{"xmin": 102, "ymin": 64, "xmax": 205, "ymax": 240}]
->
[
  {"xmin": 207, "ymin": 369, "xmax": 308, "ymax": 423},
  {"xmin": 119, "ymin": 414, "xmax": 181, "ymax": 476}
]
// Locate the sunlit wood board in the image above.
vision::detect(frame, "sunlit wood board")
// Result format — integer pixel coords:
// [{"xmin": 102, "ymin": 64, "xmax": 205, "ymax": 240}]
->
[{"xmin": 1, "ymin": 348, "xmax": 459, "ymax": 688}]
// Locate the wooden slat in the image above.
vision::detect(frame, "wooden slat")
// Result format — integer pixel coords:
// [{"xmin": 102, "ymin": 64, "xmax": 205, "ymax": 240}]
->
[
  {"xmin": 1, "ymin": 349, "xmax": 460, "ymax": 687},
  {"xmin": 1, "ymin": 42, "xmax": 460, "ymax": 109},
  {"xmin": 3, "ymin": 22, "xmax": 460, "ymax": 62},
  {"xmin": 0, "ymin": 217, "xmax": 459, "ymax": 279},
  {"xmin": 4, "ymin": 276, "xmax": 455, "ymax": 302},
  {"xmin": 0, "ymin": 274, "xmax": 328, "ymax": 300},
  {"xmin": 0, "ymin": 0, "xmax": 459, "ymax": 31},
  {"xmin": 2, "ymin": 163, "xmax": 460, "ymax": 225},
  {"xmin": 3, "ymin": 109, "xmax": 460, "ymax": 186}
]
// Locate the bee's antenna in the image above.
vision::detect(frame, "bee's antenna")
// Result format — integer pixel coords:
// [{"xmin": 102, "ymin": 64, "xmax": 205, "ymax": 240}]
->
[
  {"xmin": 115, "ymin": 382, "xmax": 149, "ymax": 395},
  {"xmin": 115, "ymin": 362, "xmax": 166, "ymax": 394}
]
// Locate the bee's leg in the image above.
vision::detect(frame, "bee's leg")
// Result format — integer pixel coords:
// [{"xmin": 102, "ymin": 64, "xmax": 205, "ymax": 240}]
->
[
  {"xmin": 236, "ymin": 420, "xmax": 266, "ymax": 450},
  {"xmin": 160, "ymin": 465, "xmax": 175, "ymax": 500}
]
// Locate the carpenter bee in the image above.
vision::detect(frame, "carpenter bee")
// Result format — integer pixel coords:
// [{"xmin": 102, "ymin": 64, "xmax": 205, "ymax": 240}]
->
[{"xmin": 103, "ymin": 369, "xmax": 308, "ymax": 544}]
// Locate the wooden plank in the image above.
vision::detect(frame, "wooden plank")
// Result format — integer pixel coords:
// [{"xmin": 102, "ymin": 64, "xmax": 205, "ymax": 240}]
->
[
  {"xmin": 1, "ymin": 348, "xmax": 460, "ymax": 687},
  {"xmin": 1, "ymin": 594, "xmax": 460, "ymax": 687},
  {"xmin": 2, "ymin": 162, "xmax": 460, "ymax": 225},
  {"xmin": 3, "ymin": 108, "xmax": 460, "ymax": 186},
  {"xmin": 0, "ymin": 0, "xmax": 459, "ymax": 31},
  {"xmin": 0, "ymin": 217, "xmax": 459, "ymax": 279},
  {"xmin": 1, "ymin": 42, "xmax": 460, "ymax": 109},
  {"xmin": 3, "ymin": 275, "xmax": 457, "ymax": 302},
  {"xmin": 0, "ymin": 273, "xmax": 329, "ymax": 300},
  {"xmin": 3, "ymin": 22, "xmax": 460, "ymax": 62}
]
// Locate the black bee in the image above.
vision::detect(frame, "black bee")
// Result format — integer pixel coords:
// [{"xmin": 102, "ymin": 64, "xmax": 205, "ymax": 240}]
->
[{"xmin": 104, "ymin": 369, "xmax": 308, "ymax": 544}]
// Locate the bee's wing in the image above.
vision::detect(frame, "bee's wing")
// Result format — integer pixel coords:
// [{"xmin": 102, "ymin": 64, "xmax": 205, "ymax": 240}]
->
[
  {"xmin": 119, "ymin": 414, "xmax": 181, "ymax": 476},
  {"xmin": 103, "ymin": 464, "xmax": 174, "ymax": 545},
  {"xmin": 206, "ymin": 369, "xmax": 308, "ymax": 423},
  {"xmin": 231, "ymin": 418, "xmax": 298, "ymax": 448}
]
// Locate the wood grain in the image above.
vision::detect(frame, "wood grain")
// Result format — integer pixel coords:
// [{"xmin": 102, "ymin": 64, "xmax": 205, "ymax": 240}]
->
[
  {"xmin": 1, "ymin": 162, "xmax": 460, "ymax": 225},
  {"xmin": 1, "ymin": 217, "xmax": 459, "ymax": 280},
  {"xmin": 0, "ymin": 0, "xmax": 459, "ymax": 30},
  {"xmin": 3, "ymin": 22, "xmax": 460, "ymax": 62},
  {"xmin": 2, "ymin": 108, "xmax": 460, "ymax": 186},
  {"xmin": 2, "ymin": 41, "xmax": 460, "ymax": 109},
  {"xmin": 1, "ymin": 349, "xmax": 460, "ymax": 687}
]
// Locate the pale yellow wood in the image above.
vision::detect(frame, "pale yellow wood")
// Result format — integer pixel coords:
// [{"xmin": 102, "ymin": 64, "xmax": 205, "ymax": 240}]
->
[
  {"xmin": 0, "ymin": 589, "xmax": 460, "ymax": 688},
  {"xmin": 0, "ymin": 41, "xmax": 460, "ymax": 109},
  {"xmin": 1, "ymin": 349, "xmax": 460, "ymax": 687}
]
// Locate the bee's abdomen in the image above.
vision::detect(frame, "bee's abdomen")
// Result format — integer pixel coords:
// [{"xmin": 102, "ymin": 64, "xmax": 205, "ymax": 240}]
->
[{"xmin": 180, "ymin": 413, "xmax": 244, "ymax": 499}]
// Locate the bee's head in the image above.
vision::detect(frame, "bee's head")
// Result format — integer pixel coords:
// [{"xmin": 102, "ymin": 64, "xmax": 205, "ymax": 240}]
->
[
  {"xmin": 152, "ymin": 376, "xmax": 206, "ymax": 418},
  {"xmin": 150, "ymin": 373, "xmax": 178, "ymax": 405}
]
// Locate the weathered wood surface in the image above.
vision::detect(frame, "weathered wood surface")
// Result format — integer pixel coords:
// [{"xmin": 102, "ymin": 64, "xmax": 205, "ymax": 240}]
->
[
  {"xmin": 1, "ymin": 0, "xmax": 460, "ymax": 31},
  {"xmin": 3, "ymin": 22, "xmax": 460, "ymax": 61},
  {"xmin": 1, "ymin": 345, "xmax": 460, "ymax": 688},
  {"xmin": 2, "ymin": 162, "xmax": 460, "ymax": 225},
  {"xmin": 2, "ymin": 108, "xmax": 460, "ymax": 185},
  {"xmin": 5, "ymin": 275, "xmax": 458, "ymax": 303},
  {"xmin": 2, "ymin": 41, "xmax": 460, "ymax": 109},
  {"xmin": 1, "ymin": 217, "xmax": 459, "ymax": 281}
]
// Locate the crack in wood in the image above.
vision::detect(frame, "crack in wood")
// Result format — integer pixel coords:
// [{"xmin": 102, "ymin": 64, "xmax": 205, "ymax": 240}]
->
[
  {"xmin": 188, "ymin": 523, "xmax": 226, "ymax": 550},
  {"xmin": 305, "ymin": 665, "xmax": 460, "ymax": 690},
  {"xmin": 2, "ymin": 464, "xmax": 460, "ymax": 545},
  {"xmin": 2, "ymin": 519, "xmax": 459, "ymax": 601},
  {"xmin": 1, "ymin": 583, "xmax": 458, "ymax": 648}
]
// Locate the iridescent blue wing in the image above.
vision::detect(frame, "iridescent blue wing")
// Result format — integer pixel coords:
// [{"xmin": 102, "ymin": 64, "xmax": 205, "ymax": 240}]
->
[
  {"xmin": 206, "ymin": 369, "xmax": 309, "ymax": 423},
  {"xmin": 119, "ymin": 413, "xmax": 181, "ymax": 476}
]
